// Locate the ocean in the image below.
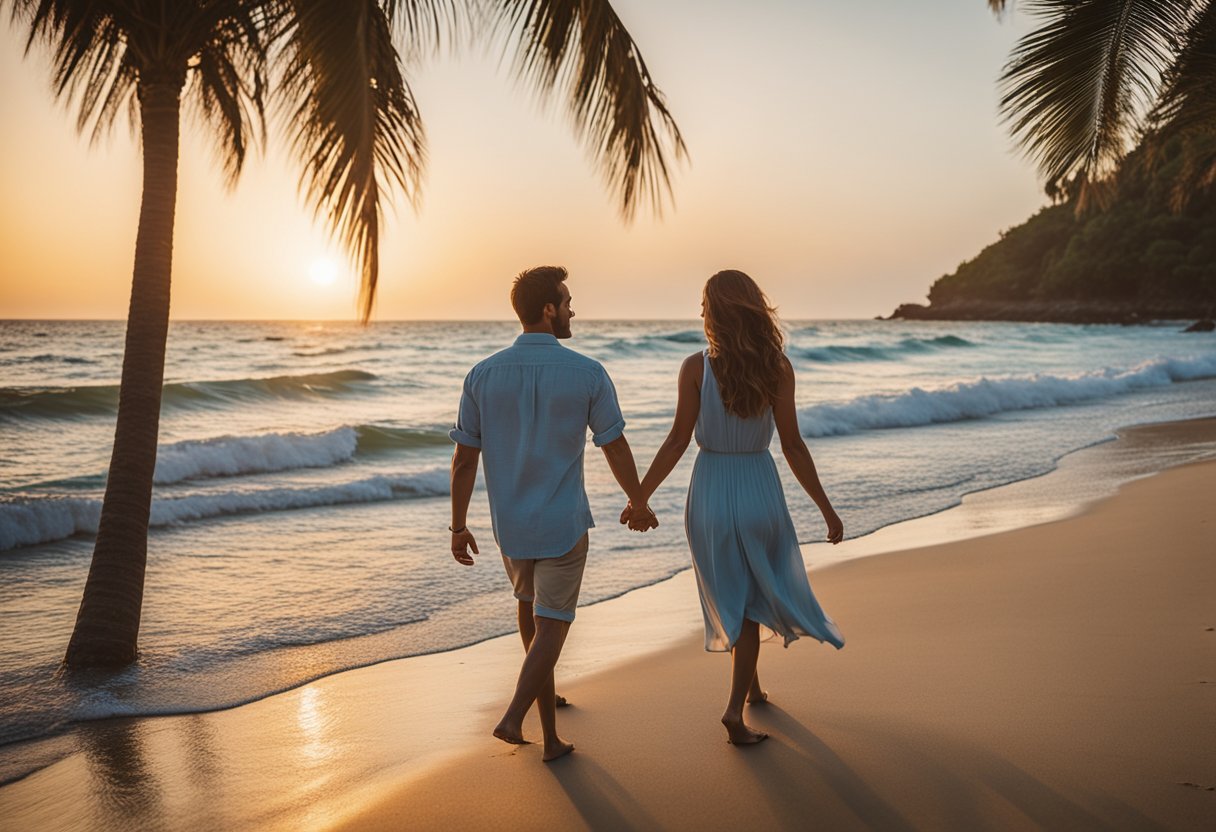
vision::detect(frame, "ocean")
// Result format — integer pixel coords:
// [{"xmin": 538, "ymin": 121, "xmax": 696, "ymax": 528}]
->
[{"xmin": 1, "ymin": 318, "xmax": 1214, "ymax": 773}]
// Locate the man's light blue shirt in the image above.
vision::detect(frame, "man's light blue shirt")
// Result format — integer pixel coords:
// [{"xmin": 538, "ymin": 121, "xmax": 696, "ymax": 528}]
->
[{"xmin": 450, "ymin": 332, "xmax": 625, "ymax": 559}]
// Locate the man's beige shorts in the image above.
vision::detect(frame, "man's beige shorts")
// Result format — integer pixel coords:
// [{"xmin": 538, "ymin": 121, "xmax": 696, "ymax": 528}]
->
[{"xmin": 501, "ymin": 534, "xmax": 589, "ymax": 622}]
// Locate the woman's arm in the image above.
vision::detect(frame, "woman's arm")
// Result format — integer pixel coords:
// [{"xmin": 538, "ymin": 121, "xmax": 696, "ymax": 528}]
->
[
  {"xmin": 636, "ymin": 352, "xmax": 703, "ymax": 504},
  {"xmin": 773, "ymin": 357, "xmax": 844, "ymax": 544}
]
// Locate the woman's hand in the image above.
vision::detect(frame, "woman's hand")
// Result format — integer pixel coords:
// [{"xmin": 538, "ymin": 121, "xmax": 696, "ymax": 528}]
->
[
  {"xmin": 620, "ymin": 501, "xmax": 659, "ymax": 532},
  {"xmin": 823, "ymin": 509, "xmax": 844, "ymax": 545}
]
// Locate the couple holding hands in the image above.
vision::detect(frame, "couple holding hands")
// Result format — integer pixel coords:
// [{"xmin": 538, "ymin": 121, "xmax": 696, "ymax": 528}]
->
[{"xmin": 448, "ymin": 266, "xmax": 844, "ymax": 762}]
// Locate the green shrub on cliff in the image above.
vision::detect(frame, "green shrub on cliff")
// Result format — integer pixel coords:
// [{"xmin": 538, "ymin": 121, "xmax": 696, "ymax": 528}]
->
[{"xmin": 927, "ymin": 138, "xmax": 1216, "ymax": 310}]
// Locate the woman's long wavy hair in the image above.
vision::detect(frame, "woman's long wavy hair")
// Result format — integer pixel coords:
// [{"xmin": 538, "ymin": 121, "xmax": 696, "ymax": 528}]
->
[{"xmin": 702, "ymin": 270, "xmax": 786, "ymax": 419}]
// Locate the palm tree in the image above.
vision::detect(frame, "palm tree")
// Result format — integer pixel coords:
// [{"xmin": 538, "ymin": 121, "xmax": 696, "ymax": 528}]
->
[
  {"xmin": 7, "ymin": 0, "xmax": 685, "ymax": 669},
  {"xmin": 987, "ymin": 0, "xmax": 1215, "ymax": 209}
]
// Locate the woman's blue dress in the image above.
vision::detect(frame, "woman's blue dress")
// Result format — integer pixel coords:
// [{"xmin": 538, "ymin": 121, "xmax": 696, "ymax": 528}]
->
[{"xmin": 685, "ymin": 351, "xmax": 845, "ymax": 652}]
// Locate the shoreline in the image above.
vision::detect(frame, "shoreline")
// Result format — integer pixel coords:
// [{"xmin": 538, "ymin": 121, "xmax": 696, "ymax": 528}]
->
[
  {"xmin": 3, "ymin": 413, "xmax": 1212, "ymax": 780},
  {"xmin": 1, "ymin": 417, "xmax": 1213, "ymax": 829},
  {"xmin": 806, "ymin": 414, "xmax": 1216, "ymax": 566}
]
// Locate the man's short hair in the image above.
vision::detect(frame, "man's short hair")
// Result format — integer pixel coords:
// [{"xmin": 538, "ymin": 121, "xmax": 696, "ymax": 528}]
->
[{"xmin": 511, "ymin": 266, "xmax": 568, "ymax": 325}]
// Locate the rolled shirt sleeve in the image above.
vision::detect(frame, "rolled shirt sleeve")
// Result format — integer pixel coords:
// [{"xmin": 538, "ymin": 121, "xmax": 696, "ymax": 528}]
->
[
  {"xmin": 589, "ymin": 368, "xmax": 626, "ymax": 447},
  {"xmin": 449, "ymin": 373, "xmax": 482, "ymax": 448}
]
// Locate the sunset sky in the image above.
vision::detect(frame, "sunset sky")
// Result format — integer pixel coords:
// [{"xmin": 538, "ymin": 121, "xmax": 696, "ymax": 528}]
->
[{"xmin": 0, "ymin": 0, "xmax": 1044, "ymax": 321}]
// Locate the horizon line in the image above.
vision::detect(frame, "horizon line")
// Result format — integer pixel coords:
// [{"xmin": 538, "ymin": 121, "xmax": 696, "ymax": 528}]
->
[{"xmin": 0, "ymin": 316, "xmax": 881, "ymax": 324}]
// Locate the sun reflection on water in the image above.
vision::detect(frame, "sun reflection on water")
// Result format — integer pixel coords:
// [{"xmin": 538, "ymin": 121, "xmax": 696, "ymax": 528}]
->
[{"xmin": 297, "ymin": 686, "xmax": 333, "ymax": 765}]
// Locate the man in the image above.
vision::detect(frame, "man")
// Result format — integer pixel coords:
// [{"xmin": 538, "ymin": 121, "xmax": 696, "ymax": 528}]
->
[{"xmin": 449, "ymin": 265, "xmax": 657, "ymax": 762}]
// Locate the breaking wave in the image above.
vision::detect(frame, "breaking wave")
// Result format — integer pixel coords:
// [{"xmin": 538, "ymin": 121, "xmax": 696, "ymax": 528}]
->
[
  {"xmin": 798, "ymin": 354, "xmax": 1216, "ymax": 436},
  {"xmin": 0, "ymin": 370, "xmax": 378, "ymax": 421},
  {"xmin": 151, "ymin": 425, "xmax": 449, "ymax": 485},
  {"xmin": 797, "ymin": 335, "xmax": 975, "ymax": 363},
  {"xmin": 0, "ymin": 467, "xmax": 450, "ymax": 551}
]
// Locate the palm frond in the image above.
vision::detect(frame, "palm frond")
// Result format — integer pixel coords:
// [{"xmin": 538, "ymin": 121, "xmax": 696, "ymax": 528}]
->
[
  {"xmin": 1152, "ymin": 0, "xmax": 1216, "ymax": 134},
  {"xmin": 1169, "ymin": 132, "xmax": 1216, "ymax": 210},
  {"xmin": 386, "ymin": 0, "xmax": 460, "ymax": 58},
  {"xmin": 185, "ymin": 3, "xmax": 273, "ymax": 188},
  {"xmin": 492, "ymin": 0, "xmax": 687, "ymax": 220},
  {"xmin": 281, "ymin": 0, "xmax": 426, "ymax": 320},
  {"xmin": 999, "ymin": 0, "xmax": 1191, "ymax": 209},
  {"xmin": 9, "ymin": 0, "xmax": 271, "ymax": 153},
  {"xmin": 9, "ymin": 0, "xmax": 140, "ymax": 142},
  {"xmin": 1144, "ymin": 1, "xmax": 1216, "ymax": 209}
]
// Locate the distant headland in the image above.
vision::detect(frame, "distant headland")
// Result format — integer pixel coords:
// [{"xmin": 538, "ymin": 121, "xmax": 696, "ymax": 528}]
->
[{"xmin": 889, "ymin": 136, "xmax": 1216, "ymax": 325}]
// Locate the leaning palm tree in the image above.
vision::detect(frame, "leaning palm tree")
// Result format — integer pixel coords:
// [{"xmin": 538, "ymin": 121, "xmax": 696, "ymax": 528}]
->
[
  {"xmin": 988, "ymin": 0, "xmax": 1215, "ymax": 209},
  {"xmin": 8, "ymin": 0, "xmax": 685, "ymax": 668}
]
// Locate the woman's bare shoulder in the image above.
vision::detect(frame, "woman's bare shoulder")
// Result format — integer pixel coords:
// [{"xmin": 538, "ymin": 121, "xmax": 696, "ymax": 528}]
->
[
  {"xmin": 681, "ymin": 350, "xmax": 704, "ymax": 384},
  {"xmin": 776, "ymin": 352, "xmax": 796, "ymax": 394}
]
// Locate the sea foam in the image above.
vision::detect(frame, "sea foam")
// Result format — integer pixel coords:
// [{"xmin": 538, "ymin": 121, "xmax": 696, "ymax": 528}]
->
[
  {"xmin": 0, "ymin": 467, "xmax": 450, "ymax": 551},
  {"xmin": 19, "ymin": 424, "xmax": 453, "ymax": 491},
  {"xmin": 150, "ymin": 424, "xmax": 449, "ymax": 484},
  {"xmin": 798, "ymin": 354, "xmax": 1216, "ymax": 436},
  {"xmin": 154, "ymin": 428, "xmax": 360, "ymax": 484}
]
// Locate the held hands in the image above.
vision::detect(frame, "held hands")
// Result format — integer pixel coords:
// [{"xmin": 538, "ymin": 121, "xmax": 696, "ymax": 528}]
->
[
  {"xmin": 450, "ymin": 528, "xmax": 479, "ymax": 565},
  {"xmin": 619, "ymin": 501, "xmax": 659, "ymax": 532},
  {"xmin": 823, "ymin": 508, "xmax": 844, "ymax": 545}
]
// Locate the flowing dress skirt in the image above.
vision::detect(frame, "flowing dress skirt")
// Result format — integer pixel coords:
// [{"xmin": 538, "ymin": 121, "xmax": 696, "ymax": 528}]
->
[{"xmin": 686, "ymin": 449, "xmax": 845, "ymax": 652}]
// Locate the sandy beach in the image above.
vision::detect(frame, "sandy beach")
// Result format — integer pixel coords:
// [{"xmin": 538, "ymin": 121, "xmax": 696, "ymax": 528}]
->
[
  {"xmin": 2, "ymin": 418, "xmax": 1214, "ymax": 831},
  {"xmin": 337, "ymin": 423, "xmax": 1216, "ymax": 831}
]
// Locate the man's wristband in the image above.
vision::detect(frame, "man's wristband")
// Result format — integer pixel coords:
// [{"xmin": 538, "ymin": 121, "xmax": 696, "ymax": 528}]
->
[{"xmin": 449, "ymin": 525, "xmax": 467, "ymax": 534}]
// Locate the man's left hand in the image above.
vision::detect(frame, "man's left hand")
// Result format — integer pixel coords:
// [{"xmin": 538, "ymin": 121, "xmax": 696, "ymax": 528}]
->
[{"xmin": 451, "ymin": 528, "xmax": 479, "ymax": 565}]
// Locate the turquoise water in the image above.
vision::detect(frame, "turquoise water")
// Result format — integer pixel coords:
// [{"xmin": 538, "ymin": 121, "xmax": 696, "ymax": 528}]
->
[{"xmin": 1, "ymin": 318, "xmax": 1214, "ymax": 766}]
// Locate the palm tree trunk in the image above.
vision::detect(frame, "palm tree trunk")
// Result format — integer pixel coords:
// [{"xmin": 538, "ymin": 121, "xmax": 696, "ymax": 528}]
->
[{"xmin": 65, "ymin": 78, "xmax": 183, "ymax": 669}]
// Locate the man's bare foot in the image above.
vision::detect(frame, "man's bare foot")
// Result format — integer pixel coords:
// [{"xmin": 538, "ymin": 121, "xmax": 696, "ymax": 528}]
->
[
  {"xmin": 542, "ymin": 739, "xmax": 575, "ymax": 762},
  {"xmin": 722, "ymin": 716, "xmax": 769, "ymax": 745},
  {"xmin": 555, "ymin": 694, "xmax": 570, "ymax": 708},
  {"xmin": 492, "ymin": 720, "xmax": 529, "ymax": 745}
]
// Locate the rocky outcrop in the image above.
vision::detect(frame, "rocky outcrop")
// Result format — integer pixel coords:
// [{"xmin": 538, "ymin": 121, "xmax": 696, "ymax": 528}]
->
[{"xmin": 888, "ymin": 301, "xmax": 1210, "ymax": 325}]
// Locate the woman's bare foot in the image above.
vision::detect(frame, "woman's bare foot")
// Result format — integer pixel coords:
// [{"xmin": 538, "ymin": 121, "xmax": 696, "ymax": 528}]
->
[
  {"xmin": 721, "ymin": 715, "xmax": 769, "ymax": 745},
  {"xmin": 747, "ymin": 676, "xmax": 768, "ymax": 705},
  {"xmin": 555, "ymin": 694, "xmax": 570, "ymax": 708},
  {"xmin": 492, "ymin": 719, "xmax": 529, "ymax": 745},
  {"xmin": 542, "ymin": 739, "xmax": 575, "ymax": 762}
]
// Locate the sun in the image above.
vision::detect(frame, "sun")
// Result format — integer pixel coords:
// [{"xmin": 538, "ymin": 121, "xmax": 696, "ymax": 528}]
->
[{"xmin": 308, "ymin": 258, "xmax": 341, "ymax": 286}]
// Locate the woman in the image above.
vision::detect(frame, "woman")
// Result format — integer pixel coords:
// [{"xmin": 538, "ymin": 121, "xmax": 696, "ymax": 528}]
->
[{"xmin": 624, "ymin": 270, "xmax": 845, "ymax": 745}]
